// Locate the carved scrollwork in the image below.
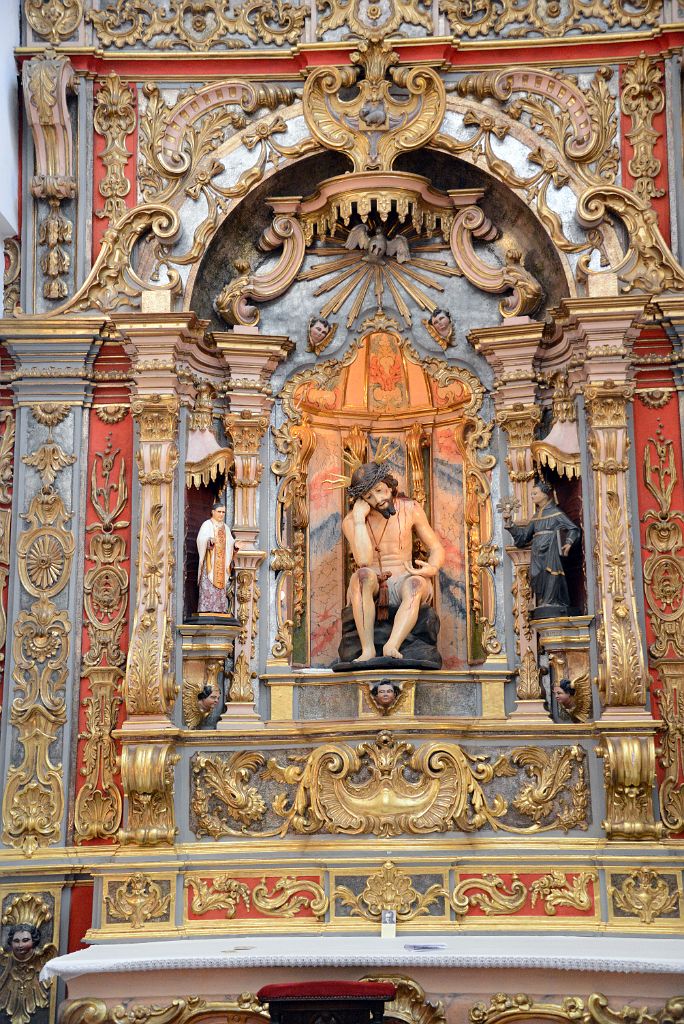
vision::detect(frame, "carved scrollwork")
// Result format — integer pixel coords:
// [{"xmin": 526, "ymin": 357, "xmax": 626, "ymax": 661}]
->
[
  {"xmin": 316, "ymin": 0, "xmax": 431, "ymax": 39},
  {"xmin": 577, "ymin": 185, "xmax": 684, "ymax": 293},
  {"xmin": 335, "ymin": 861, "xmax": 447, "ymax": 921},
  {"xmin": 609, "ymin": 867, "xmax": 681, "ymax": 924},
  {"xmin": 454, "ymin": 869, "xmax": 611, "ymax": 918},
  {"xmin": 597, "ymin": 736, "xmax": 663, "ymax": 840},
  {"xmin": 119, "ymin": 741, "xmax": 178, "ymax": 846},
  {"xmin": 25, "ymin": 0, "xmax": 84, "ymax": 42},
  {"xmin": 214, "ymin": 213, "xmax": 306, "ymax": 326},
  {"xmin": 2, "ymin": 439, "xmax": 76, "ymax": 854},
  {"xmin": 359, "ymin": 976, "xmax": 445, "ymax": 1024},
  {"xmin": 94, "ymin": 73, "xmax": 136, "ymax": 224},
  {"xmin": 191, "ymin": 733, "xmax": 589, "ymax": 839},
  {"xmin": 191, "ymin": 751, "xmax": 267, "ymax": 838},
  {"xmin": 58, "ymin": 205, "xmax": 181, "ymax": 314},
  {"xmin": 303, "ymin": 40, "xmax": 445, "ymax": 173},
  {"xmin": 75, "ymin": 436, "xmax": 129, "ymax": 843},
  {"xmin": 251, "ymin": 877, "xmax": 328, "ymax": 918},
  {"xmin": 620, "ymin": 53, "xmax": 665, "ymax": 204},
  {"xmin": 443, "ymin": 0, "xmax": 661, "ymax": 41},
  {"xmin": 469, "ymin": 994, "xmax": 683, "ymax": 1024},
  {"xmin": 60, "ymin": 997, "xmax": 268, "ymax": 1024},
  {"xmin": 88, "ymin": 0, "xmax": 307, "ymax": 50},
  {"xmin": 105, "ymin": 873, "xmax": 171, "ymax": 929}
]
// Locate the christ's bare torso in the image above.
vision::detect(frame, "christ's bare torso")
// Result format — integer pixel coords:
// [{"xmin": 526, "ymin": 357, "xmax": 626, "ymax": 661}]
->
[{"xmin": 343, "ymin": 497, "xmax": 416, "ymax": 573}]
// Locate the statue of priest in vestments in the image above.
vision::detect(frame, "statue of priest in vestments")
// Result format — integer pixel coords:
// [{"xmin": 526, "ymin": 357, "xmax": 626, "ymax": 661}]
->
[{"xmin": 196, "ymin": 501, "xmax": 235, "ymax": 614}]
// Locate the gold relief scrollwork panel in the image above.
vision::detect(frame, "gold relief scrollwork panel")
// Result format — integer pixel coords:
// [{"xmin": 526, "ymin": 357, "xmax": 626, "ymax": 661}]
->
[
  {"xmin": 468, "ymin": 995, "xmax": 684, "ymax": 1024},
  {"xmin": 88, "ymin": 0, "xmax": 307, "ymax": 51},
  {"xmin": 104, "ymin": 873, "xmax": 174, "ymax": 932},
  {"xmin": 61, "ymin": 998, "xmax": 269, "ymax": 1024},
  {"xmin": 333, "ymin": 862, "xmax": 449, "ymax": 923},
  {"xmin": 191, "ymin": 732, "xmax": 589, "ymax": 839},
  {"xmin": 2, "ymin": 428, "xmax": 76, "ymax": 855},
  {"xmin": 608, "ymin": 867, "xmax": 682, "ymax": 927},
  {"xmin": 442, "ymin": 0, "xmax": 661, "ymax": 39}
]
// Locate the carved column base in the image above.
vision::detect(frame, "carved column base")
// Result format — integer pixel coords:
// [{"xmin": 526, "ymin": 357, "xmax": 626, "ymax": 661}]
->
[
  {"xmin": 216, "ymin": 703, "xmax": 265, "ymax": 730},
  {"xmin": 510, "ymin": 698, "xmax": 549, "ymax": 722},
  {"xmin": 599, "ymin": 706, "xmax": 653, "ymax": 723}
]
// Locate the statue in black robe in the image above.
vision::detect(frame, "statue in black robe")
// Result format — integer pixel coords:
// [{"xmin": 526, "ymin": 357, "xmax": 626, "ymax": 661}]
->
[{"xmin": 504, "ymin": 479, "xmax": 581, "ymax": 618}]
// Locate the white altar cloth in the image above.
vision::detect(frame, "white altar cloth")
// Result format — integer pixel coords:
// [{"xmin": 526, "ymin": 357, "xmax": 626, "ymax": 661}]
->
[{"xmin": 42, "ymin": 934, "xmax": 684, "ymax": 983}]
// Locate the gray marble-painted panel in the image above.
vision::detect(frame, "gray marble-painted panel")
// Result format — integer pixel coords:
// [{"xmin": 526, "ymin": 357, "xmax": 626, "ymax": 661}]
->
[{"xmin": 414, "ymin": 681, "xmax": 478, "ymax": 717}]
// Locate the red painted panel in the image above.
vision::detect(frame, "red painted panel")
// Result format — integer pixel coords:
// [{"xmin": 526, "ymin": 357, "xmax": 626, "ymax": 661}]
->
[
  {"xmin": 186, "ymin": 875, "xmax": 324, "ymax": 921},
  {"xmin": 73, "ymin": 344, "xmax": 132, "ymax": 844},
  {"xmin": 67, "ymin": 884, "xmax": 94, "ymax": 951},
  {"xmin": 454, "ymin": 872, "xmax": 596, "ymax": 917},
  {"xmin": 633, "ymin": 325, "xmax": 684, "ymax": 836}
]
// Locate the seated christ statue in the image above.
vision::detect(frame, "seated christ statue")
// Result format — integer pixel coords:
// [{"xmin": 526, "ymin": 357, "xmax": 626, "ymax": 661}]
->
[{"xmin": 337, "ymin": 458, "xmax": 445, "ymax": 668}]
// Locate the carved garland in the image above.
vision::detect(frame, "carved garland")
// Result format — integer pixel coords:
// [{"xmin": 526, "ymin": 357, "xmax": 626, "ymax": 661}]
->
[{"xmin": 94, "ymin": 73, "xmax": 136, "ymax": 226}]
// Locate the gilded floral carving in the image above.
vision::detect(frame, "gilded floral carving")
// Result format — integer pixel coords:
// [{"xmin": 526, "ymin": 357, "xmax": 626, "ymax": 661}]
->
[
  {"xmin": 94, "ymin": 73, "xmax": 136, "ymax": 224},
  {"xmin": 105, "ymin": 873, "xmax": 171, "ymax": 929},
  {"xmin": 187, "ymin": 874, "xmax": 327, "ymax": 919},
  {"xmin": 609, "ymin": 867, "xmax": 680, "ymax": 924},
  {"xmin": 2, "ymin": 424, "xmax": 76, "ymax": 854},
  {"xmin": 442, "ymin": 0, "xmax": 660, "ymax": 38},
  {"xmin": 621, "ymin": 54, "xmax": 665, "ymax": 203},
  {"xmin": 75, "ymin": 438, "xmax": 129, "ymax": 842},
  {"xmin": 25, "ymin": 0, "xmax": 84, "ymax": 42},
  {"xmin": 335, "ymin": 862, "xmax": 446, "ymax": 922},
  {"xmin": 88, "ymin": 0, "xmax": 307, "ymax": 50},
  {"xmin": 191, "ymin": 733, "xmax": 589, "ymax": 839}
]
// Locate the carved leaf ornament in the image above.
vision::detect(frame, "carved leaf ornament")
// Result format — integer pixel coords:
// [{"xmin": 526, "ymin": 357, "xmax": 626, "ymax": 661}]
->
[{"xmin": 192, "ymin": 732, "xmax": 588, "ymax": 838}]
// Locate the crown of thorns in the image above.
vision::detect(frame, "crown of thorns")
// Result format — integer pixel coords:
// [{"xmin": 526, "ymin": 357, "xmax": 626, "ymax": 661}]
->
[{"xmin": 325, "ymin": 437, "xmax": 398, "ymax": 495}]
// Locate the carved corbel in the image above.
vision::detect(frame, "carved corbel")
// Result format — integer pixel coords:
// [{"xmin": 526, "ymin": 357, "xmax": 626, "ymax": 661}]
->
[
  {"xmin": 23, "ymin": 50, "xmax": 78, "ymax": 301},
  {"xmin": 597, "ymin": 736, "xmax": 663, "ymax": 840},
  {"xmin": 118, "ymin": 741, "xmax": 179, "ymax": 846},
  {"xmin": 214, "ymin": 211, "xmax": 306, "ymax": 327},
  {"xmin": 451, "ymin": 207, "xmax": 542, "ymax": 319}
]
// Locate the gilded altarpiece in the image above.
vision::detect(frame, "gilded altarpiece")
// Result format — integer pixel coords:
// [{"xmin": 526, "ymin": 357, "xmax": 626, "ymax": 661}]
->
[{"xmin": 3, "ymin": 2, "xmax": 684, "ymax": 1021}]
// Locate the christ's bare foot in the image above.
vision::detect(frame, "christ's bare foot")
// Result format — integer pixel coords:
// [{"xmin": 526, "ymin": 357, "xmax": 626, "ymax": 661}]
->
[
  {"xmin": 383, "ymin": 644, "xmax": 403, "ymax": 659},
  {"xmin": 354, "ymin": 648, "xmax": 377, "ymax": 662}
]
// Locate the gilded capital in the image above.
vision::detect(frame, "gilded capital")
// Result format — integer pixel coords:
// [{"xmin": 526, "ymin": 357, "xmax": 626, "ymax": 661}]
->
[
  {"xmin": 132, "ymin": 395, "xmax": 180, "ymax": 443},
  {"xmin": 223, "ymin": 411, "xmax": 269, "ymax": 455}
]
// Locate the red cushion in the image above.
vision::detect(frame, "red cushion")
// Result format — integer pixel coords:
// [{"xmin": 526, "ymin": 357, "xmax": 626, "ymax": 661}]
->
[{"xmin": 257, "ymin": 982, "xmax": 396, "ymax": 1002}]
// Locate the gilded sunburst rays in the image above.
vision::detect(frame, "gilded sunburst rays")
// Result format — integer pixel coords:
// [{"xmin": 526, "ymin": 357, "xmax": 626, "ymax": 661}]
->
[{"xmin": 298, "ymin": 226, "xmax": 461, "ymax": 328}]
